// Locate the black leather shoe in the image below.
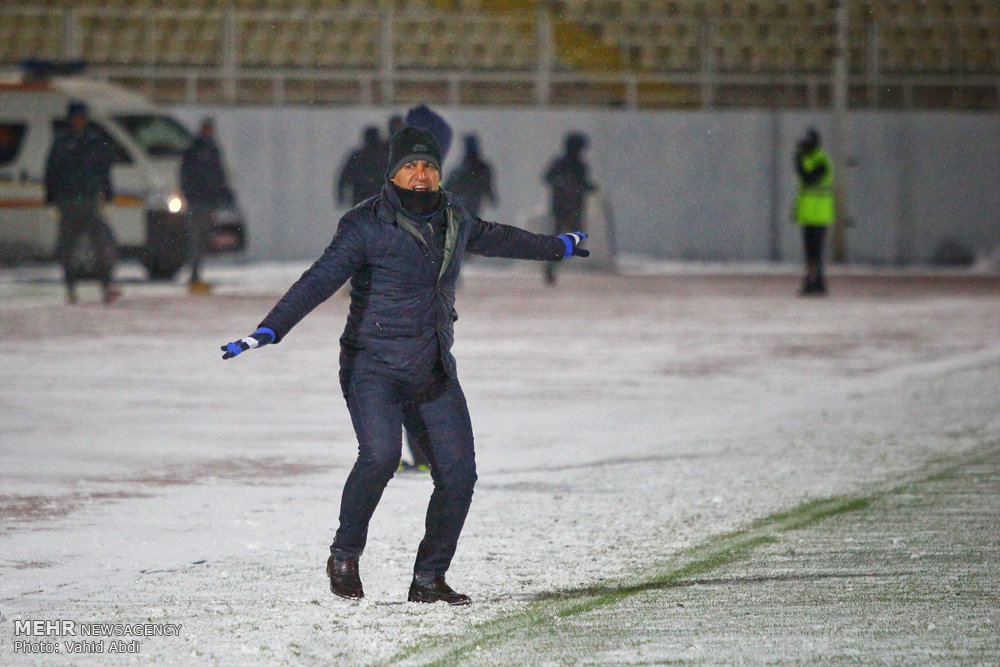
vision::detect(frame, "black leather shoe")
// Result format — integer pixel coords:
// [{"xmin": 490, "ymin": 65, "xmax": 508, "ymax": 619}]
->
[
  {"xmin": 327, "ymin": 556, "xmax": 364, "ymax": 600},
  {"xmin": 407, "ymin": 576, "xmax": 471, "ymax": 606}
]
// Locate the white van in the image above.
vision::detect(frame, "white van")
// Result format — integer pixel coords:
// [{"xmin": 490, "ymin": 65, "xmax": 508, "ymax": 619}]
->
[{"xmin": 0, "ymin": 69, "xmax": 245, "ymax": 279}]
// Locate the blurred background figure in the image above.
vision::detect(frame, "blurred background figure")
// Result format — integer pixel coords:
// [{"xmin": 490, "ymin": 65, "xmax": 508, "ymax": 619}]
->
[
  {"xmin": 180, "ymin": 117, "xmax": 234, "ymax": 295},
  {"xmin": 44, "ymin": 100, "xmax": 120, "ymax": 305},
  {"xmin": 793, "ymin": 127, "xmax": 835, "ymax": 296},
  {"xmin": 445, "ymin": 134, "xmax": 497, "ymax": 217},
  {"xmin": 335, "ymin": 125, "xmax": 384, "ymax": 208},
  {"xmin": 378, "ymin": 114, "xmax": 406, "ymax": 171},
  {"xmin": 542, "ymin": 132, "xmax": 594, "ymax": 284},
  {"xmin": 405, "ymin": 104, "xmax": 453, "ymax": 161}
]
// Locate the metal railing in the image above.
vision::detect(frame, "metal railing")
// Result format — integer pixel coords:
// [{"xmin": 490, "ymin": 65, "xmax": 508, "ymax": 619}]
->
[{"xmin": 2, "ymin": 5, "xmax": 998, "ymax": 108}]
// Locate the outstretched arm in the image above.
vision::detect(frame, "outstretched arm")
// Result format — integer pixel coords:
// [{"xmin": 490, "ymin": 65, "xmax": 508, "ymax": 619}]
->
[
  {"xmin": 220, "ymin": 217, "xmax": 366, "ymax": 358},
  {"xmin": 467, "ymin": 218, "xmax": 588, "ymax": 261}
]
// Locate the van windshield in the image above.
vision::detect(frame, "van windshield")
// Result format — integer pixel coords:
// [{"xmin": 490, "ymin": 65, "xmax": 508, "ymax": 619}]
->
[{"xmin": 114, "ymin": 114, "xmax": 193, "ymax": 158}]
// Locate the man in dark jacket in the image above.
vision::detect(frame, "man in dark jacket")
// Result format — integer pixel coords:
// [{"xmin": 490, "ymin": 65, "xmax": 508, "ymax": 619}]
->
[
  {"xmin": 543, "ymin": 132, "xmax": 595, "ymax": 284},
  {"xmin": 335, "ymin": 125, "xmax": 384, "ymax": 208},
  {"xmin": 406, "ymin": 104, "xmax": 452, "ymax": 161},
  {"xmin": 180, "ymin": 118, "xmax": 233, "ymax": 294},
  {"xmin": 445, "ymin": 134, "xmax": 497, "ymax": 217},
  {"xmin": 221, "ymin": 126, "xmax": 589, "ymax": 605},
  {"xmin": 44, "ymin": 101, "xmax": 119, "ymax": 304}
]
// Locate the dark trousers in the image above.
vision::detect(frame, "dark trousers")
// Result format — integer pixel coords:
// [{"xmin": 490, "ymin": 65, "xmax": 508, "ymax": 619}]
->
[
  {"xmin": 332, "ymin": 365, "xmax": 477, "ymax": 578},
  {"xmin": 801, "ymin": 225, "xmax": 827, "ymax": 291},
  {"xmin": 55, "ymin": 200, "xmax": 116, "ymax": 292},
  {"xmin": 802, "ymin": 225, "xmax": 827, "ymax": 264},
  {"xmin": 186, "ymin": 205, "xmax": 215, "ymax": 283},
  {"xmin": 402, "ymin": 410, "xmax": 432, "ymax": 467}
]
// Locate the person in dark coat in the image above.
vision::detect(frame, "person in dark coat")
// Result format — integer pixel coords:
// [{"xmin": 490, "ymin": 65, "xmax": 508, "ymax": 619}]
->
[
  {"xmin": 44, "ymin": 101, "xmax": 120, "ymax": 304},
  {"xmin": 445, "ymin": 134, "xmax": 497, "ymax": 217},
  {"xmin": 368, "ymin": 104, "xmax": 455, "ymax": 474},
  {"xmin": 405, "ymin": 104, "xmax": 452, "ymax": 161},
  {"xmin": 336, "ymin": 125, "xmax": 384, "ymax": 208},
  {"xmin": 543, "ymin": 132, "xmax": 595, "ymax": 284},
  {"xmin": 221, "ymin": 126, "xmax": 589, "ymax": 606},
  {"xmin": 392, "ymin": 104, "xmax": 455, "ymax": 473},
  {"xmin": 180, "ymin": 118, "xmax": 233, "ymax": 293}
]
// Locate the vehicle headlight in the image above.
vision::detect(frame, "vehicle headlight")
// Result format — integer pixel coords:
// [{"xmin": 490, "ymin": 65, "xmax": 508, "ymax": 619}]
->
[
  {"xmin": 148, "ymin": 190, "xmax": 186, "ymax": 214},
  {"xmin": 167, "ymin": 194, "xmax": 184, "ymax": 214}
]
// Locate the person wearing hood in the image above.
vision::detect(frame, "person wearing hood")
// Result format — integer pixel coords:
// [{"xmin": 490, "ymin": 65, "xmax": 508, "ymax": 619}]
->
[
  {"xmin": 336, "ymin": 125, "xmax": 384, "ymax": 207},
  {"xmin": 543, "ymin": 132, "xmax": 595, "ymax": 284},
  {"xmin": 220, "ymin": 126, "xmax": 589, "ymax": 606},
  {"xmin": 405, "ymin": 104, "xmax": 453, "ymax": 161},
  {"xmin": 180, "ymin": 117, "xmax": 234, "ymax": 294},
  {"xmin": 445, "ymin": 134, "xmax": 497, "ymax": 217}
]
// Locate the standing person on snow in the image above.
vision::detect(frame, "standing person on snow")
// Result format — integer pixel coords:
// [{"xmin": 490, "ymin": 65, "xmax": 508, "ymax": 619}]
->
[
  {"xmin": 220, "ymin": 126, "xmax": 589, "ymax": 605},
  {"xmin": 394, "ymin": 103, "xmax": 456, "ymax": 474},
  {"xmin": 792, "ymin": 127, "xmax": 834, "ymax": 296},
  {"xmin": 405, "ymin": 104, "xmax": 452, "ymax": 162},
  {"xmin": 44, "ymin": 101, "xmax": 120, "ymax": 305},
  {"xmin": 543, "ymin": 132, "xmax": 595, "ymax": 284},
  {"xmin": 445, "ymin": 134, "xmax": 497, "ymax": 217},
  {"xmin": 335, "ymin": 125, "xmax": 385, "ymax": 208},
  {"xmin": 180, "ymin": 117, "xmax": 234, "ymax": 294}
]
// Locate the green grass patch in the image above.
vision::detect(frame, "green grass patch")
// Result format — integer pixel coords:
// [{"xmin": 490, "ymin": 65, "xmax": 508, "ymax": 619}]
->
[
  {"xmin": 388, "ymin": 442, "xmax": 1000, "ymax": 666},
  {"xmin": 385, "ymin": 495, "xmax": 871, "ymax": 666}
]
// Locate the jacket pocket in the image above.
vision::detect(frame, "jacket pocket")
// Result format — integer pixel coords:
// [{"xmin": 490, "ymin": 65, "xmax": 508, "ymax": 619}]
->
[{"xmin": 367, "ymin": 320, "xmax": 422, "ymax": 337}]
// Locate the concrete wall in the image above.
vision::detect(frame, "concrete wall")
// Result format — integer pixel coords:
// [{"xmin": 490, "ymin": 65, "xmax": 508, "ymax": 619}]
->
[{"xmin": 171, "ymin": 105, "xmax": 1000, "ymax": 266}]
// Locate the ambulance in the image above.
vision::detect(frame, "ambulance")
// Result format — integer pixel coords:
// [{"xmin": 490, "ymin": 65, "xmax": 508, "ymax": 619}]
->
[{"xmin": 0, "ymin": 64, "xmax": 245, "ymax": 279}]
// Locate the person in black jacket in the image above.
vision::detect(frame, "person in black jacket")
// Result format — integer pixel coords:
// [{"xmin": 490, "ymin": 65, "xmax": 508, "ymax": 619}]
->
[
  {"xmin": 221, "ymin": 126, "xmax": 589, "ymax": 606},
  {"xmin": 335, "ymin": 125, "xmax": 384, "ymax": 208},
  {"xmin": 44, "ymin": 101, "xmax": 119, "ymax": 304},
  {"xmin": 543, "ymin": 132, "xmax": 595, "ymax": 284},
  {"xmin": 399, "ymin": 104, "xmax": 454, "ymax": 473},
  {"xmin": 180, "ymin": 118, "xmax": 234, "ymax": 294},
  {"xmin": 445, "ymin": 134, "xmax": 497, "ymax": 217}
]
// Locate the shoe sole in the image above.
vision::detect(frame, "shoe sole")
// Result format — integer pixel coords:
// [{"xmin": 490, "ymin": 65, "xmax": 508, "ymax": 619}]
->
[
  {"xmin": 407, "ymin": 593, "xmax": 472, "ymax": 606},
  {"xmin": 330, "ymin": 587, "xmax": 364, "ymax": 600},
  {"xmin": 326, "ymin": 564, "xmax": 364, "ymax": 600}
]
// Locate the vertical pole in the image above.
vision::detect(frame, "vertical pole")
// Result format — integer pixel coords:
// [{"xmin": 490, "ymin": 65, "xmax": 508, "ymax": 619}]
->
[
  {"xmin": 380, "ymin": 11, "xmax": 395, "ymax": 104},
  {"xmin": 65, "ymin": 9, "xmax": 81, "ymax": 61},
  {"xmin": 701, "ymin": 19, "xmax": 715, "ymax": 108},
  {"xmin": 867, "ymin": 21, "xmax": 878, "ymax": 108},
  {"xmin": 768, "ymin": 110, "xmax": 783, "ymax": 261},
  {"xmin": 830, "ymin": 0, "xmax": 850, "ymax": 262},
  {"xmin": 536, "ymin": 4, "xmax": 552, "ymax": 106},
  {"xmin": 222, "ymin": 10, "xmax": 238, "ymax": 103}
]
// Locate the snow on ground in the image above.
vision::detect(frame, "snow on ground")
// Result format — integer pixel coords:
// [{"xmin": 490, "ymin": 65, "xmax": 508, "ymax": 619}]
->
[{"xmin": 1, "ymin": 259, "xmax": 998, "ymax": 665}]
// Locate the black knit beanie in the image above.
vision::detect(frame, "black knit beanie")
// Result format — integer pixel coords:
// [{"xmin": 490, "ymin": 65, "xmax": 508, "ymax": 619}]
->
[{"xmin": 387, "ymin": 126, "xmax": 442, "ymax": 179}]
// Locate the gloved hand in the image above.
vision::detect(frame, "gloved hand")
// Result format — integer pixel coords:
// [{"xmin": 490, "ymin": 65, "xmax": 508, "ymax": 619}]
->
[
  {"xmin": 221, "ymin": 327, "xmax": 275, "ymax": 360},
  {"xmin": 558, "ymin": 232, "xmax": 590, "ymax": 258}
]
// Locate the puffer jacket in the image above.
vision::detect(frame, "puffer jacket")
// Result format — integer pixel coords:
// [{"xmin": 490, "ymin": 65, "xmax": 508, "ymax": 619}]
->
[
  {"xmin": 180, "ymin": 135, "xmax": 232, "ymax": 208},
  {"xmin": 44, "ymin": 126, "xmax": 114, "ymax": 203},
  {"xmin": 258, "ymin": 182, "xmax": 566, "ymax": 385}
]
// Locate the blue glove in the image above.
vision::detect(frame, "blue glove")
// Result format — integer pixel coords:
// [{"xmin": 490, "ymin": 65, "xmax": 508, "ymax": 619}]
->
[
  {"xmin": 558, "ymin": 232, "xmax": 590, "ymax": 258},
  {"xmin": 221, "ymin": 327, "xmax": 275, "ymax": 360}
]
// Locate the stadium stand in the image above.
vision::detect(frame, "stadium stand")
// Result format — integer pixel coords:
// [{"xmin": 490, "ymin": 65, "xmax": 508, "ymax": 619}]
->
[{"xmin": 1, "ymin": 1, "xmax": 997, "ymax": 108}]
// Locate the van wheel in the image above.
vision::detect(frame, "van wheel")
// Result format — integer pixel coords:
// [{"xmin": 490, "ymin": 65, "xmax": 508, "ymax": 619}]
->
[{"xmin": 143, "ymin": 257, "xmax": 183, "ymax": 281}]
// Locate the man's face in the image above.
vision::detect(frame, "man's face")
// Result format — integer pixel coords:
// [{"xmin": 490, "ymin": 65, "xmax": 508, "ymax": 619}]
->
[{"xmin": 391, "ymin": 160, "xmax": 440, "ymax": 192}]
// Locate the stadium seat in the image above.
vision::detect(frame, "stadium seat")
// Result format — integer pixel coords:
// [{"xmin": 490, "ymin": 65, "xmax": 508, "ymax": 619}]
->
[{"xmin": 2, "ymin": 0, "xmax": 997, "ymax": 107}]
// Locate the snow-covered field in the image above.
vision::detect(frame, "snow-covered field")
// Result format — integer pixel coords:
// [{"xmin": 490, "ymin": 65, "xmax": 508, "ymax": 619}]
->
[{"xmin": 1, "ymin": 259, "xmax": 998, "ymax": 664}]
